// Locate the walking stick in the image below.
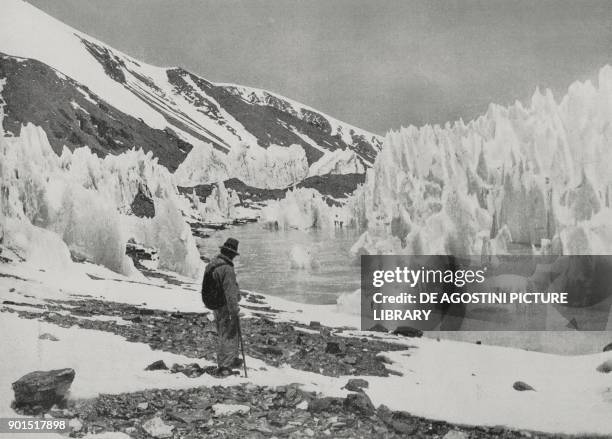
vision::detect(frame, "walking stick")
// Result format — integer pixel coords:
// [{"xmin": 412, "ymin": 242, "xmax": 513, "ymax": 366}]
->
[{"xmin": 237, "ymin": 319, "xmax": 248, "ymax": 378}]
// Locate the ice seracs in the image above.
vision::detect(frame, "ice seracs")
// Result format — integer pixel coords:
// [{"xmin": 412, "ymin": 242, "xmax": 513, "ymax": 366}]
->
[
  {"xmin": 351, "ymin": 64, "xmax": 612, "ymax": 256},
  {"xmin": 0, "ymin": 124, "xmax": 201, "ymax": 277}
]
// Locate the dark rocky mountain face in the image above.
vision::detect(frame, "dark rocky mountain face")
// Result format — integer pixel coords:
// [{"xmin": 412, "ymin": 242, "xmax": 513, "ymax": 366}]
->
[
  {"xmin": 165, "ymin": 68, "xmax": 379, "ymax": 166},
  {"xmin": 1, "ymin": 26, "xmax": 381, "ymax": 194},
  {"xmin": 1, "ymin": 31, "xmax": 381, "ymax": 179},
  {"xmin": 179, "ymin": 173, "xmax": 366, "ymax": 208},
  {"xmin": 0, "ymin": 54, "xmax": 192, "ymax": 172}
]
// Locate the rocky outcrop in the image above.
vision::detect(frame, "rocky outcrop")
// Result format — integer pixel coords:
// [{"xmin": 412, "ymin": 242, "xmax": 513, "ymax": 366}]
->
[
  {"xmin": 0, "ymin": 55, "xmax": 192, "ymax": 172},
  {"xmin": 12, "ymin": 368, "xmax": 75, "ymax": 412},
  {"xmin": 130, "ymin": 186, "xmax": 155, "ymax": 218}
]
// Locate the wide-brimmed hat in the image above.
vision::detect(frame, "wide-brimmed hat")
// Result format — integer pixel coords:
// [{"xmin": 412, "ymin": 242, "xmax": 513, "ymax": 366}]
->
[{"xmin": 219, "ymin": 237, "xmax": 239, "ymax": 255}]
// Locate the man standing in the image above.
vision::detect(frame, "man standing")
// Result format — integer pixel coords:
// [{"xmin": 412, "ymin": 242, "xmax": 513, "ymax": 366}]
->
[{"xmin": 202, "ymin": 238, "xmax": 242, "ymax": 376}]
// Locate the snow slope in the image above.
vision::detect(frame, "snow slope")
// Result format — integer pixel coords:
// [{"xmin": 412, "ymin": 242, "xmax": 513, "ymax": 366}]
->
[
  {"xmin": 0, "ymin": 0, "xmax": 381, "ymax": 188},
  {"xmin": 1, "ymin": 260, "xmax": 612, "ymax": 436}
]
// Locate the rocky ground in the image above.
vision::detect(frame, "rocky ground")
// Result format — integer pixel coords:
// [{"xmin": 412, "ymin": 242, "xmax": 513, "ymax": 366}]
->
[
  {"xmin": 2, "ymin": 293, "xmax": 405, "ymax": 378},
  {"xmin": 2, "ymin": 290, "xmax": 590, "ymax": 439},
  {"xmin": 42, "ymin": 383, "xmax": 560, "ymax": 439}
]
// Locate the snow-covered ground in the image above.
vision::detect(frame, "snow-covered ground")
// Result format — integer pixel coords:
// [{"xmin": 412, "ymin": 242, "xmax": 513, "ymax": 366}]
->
[{"xmin": 1, "ymin": 260, "xmax": 611, "ymax": 437}]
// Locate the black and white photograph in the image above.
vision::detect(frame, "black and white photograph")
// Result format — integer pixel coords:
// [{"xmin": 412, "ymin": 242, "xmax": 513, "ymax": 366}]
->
[{"xmin": 1, "ymin": 1, "xmax": 612, "ymax": 438}]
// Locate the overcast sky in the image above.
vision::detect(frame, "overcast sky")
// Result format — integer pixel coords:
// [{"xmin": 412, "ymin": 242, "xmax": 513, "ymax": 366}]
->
[{"xmin": 26, "ymin": 0, "xmax": 612, "ymax": 134}]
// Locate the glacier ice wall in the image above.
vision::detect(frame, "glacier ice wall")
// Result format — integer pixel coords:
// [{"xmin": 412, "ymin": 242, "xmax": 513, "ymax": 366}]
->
[
  {"xmin": 308, "ymin": 149, "xmax": 366, "ymax": 177},
  {"xmin": 0, "ymin": 124, "xmax": 201, "ymax": 277},
  {"xmin": 351, "ymin": 66, "xmax": 612, "ymax": 255},
  {"xmin": 174, "ymin": 141, "xmax": 309, "ymax": 189},
  {"xmin": 191, "ymin": 180, "xmax": 241, "ymax": 223},
  {"xmin": 261, "ymin": 188, "xmax": 348, "ymax": 231}
]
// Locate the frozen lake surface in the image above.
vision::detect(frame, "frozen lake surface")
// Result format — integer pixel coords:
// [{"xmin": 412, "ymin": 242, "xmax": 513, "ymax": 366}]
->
[
  {"xmin": 197, "ymin": 223, "xmax": 611, "ymax": 355},
  {"xmin": 197, "ymin": 222, "xmax": 361, "ymax": 305}
]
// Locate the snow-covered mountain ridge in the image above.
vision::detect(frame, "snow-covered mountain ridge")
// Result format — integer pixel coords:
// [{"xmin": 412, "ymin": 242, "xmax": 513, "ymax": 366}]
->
[{"xmin": 0, "ymin": 0, "xmax": 381, "ymax": 185}]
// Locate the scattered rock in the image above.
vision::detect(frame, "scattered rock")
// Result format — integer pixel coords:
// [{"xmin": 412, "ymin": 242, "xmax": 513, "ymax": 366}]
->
[
  {"xmin": 368, "ymin": 323, "xmax": 388, "ymax": 332},
  {"xmin": 48, "ymin": 406, "xmax": 75, "ymax": 418},
  {"xmin": 259, "ymin": 345, "xmax": 284, "ymax": 356},
  {"xmin": 344, "ymin": 392, "xmax": 375, "ymax": 417},
  {"xmin": 12, "ymin": 368, "xmax": 75, "ymax": 412},
  {"xmin": 376, "ymin": 404, "xmax": 416, "ymax": 434},
  {"xmin": 307, "ymin": 397, "xmax": 343, "ymax": 413},
  {"xmin": 137, "ymin": 402, "xmax": 149, "ymax": 410},
  {"xmin": 144, "ymin": 360, "xmax": 168, "ymax": 371},
  {"xmin": 142, "ymin": 416, "xmax": 173, "ymax": 438},
  {"xmin": 344, "ymin": 378, "xmax": 369, "ymax": 392},
  {"xmin": 123, "ymin": 315, "xmax": 142, "ymax": 323},
  {"xmin": 513, "ymin": 381, "xmax": 535, "ymax": 391},
  {"xmin": 343, "ymin": 355, "xmax": 357, "ymax": 365},
  {"xmin": 13, "ymin": 297, "xmax": 405, "ymax": 379},
  {"xmin": 376, "ymin": 354, "xmax": 393, "ymax": 364},
  {"xmin": 444, "ymin": 430, "xmax": 469, "ymax": 439},
  {"xmin": 126, "ymin": 240, "xmax": 158, "ymax": 268},
  {"xmin": 392, "ymin": 326, "xmax": 423, "ymax": 338},
  {"xmin": 39, "ymin": 333, "xmax": 59, "ymax": 341},
  {"xmin": 170, "ymin": 362, "xmax": 212, "ymax": 378},
  {"xmin": 68, "ymin": 418, "xmax": 83, "ymax": 432},
  {"xmin": 212, "ymin": 403, "xmax": 250, "ymax": 416},
  {"xmin": 53, "ymin": 381, "xmax": 558, "ymax": 438},
  {"xmin": 596, "ymin": 359, "xmax": 612, "ymax": 373},
  {"xmin": 325, "ymin": 341, "xmax": 342, "ymax": 354},
  {"xmin": 603, "ymin": 342, "xmax": 612, "ymax": 352}
]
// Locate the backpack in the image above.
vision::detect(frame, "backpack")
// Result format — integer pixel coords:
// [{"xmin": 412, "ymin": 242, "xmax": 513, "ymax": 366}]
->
[{"xmin": 201, "ymin": 261, "xmax": 227, "ymax": 310}]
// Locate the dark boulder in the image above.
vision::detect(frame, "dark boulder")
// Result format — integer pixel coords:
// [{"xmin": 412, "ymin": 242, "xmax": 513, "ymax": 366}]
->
[
  {"xmin": 596, "ymin": 360, "xmax": 612, "ymax": 373},
  {"xmin": 12, "ymin": 368, "xmax": 75, "ymax": 411},
  {"xmin": 145, "ymin": 360, "xmax": 168, "ymax": 371},
  {"xmin": 377, "ymin": 405, "xmax": 417, "ymax": 434},
  {"xmin": 603, "ymin": 342, "xmax": 612, "ymax": 352},
  {"xmin": 171, "ymin": 363, "xmax": 205, "ymax": 378},
  {"xmin": 512, "ymin": 381, "xmax": 535, "ymax": 391},
  {"xmin": 344, "ymin": 392, "xmax": 375, "ymax": 417},
  {"xmin": 307, "ymin": 397, "xmax": 343, "ymax": 413},
  {"xmin": 392, "ymin": 326, "xmax": 423, "ymax": 338},
  {"xmin": 325, "ymin": 341, "xmax": 342, "ymax": 354},
  {"xmin": 344, "ymin": 378, "xmax": 369, "ymax": 392},
  {"xmin": 368, "ymin": 323, "xmax": 388, "ymax": 333},
  {"xmin": 124, "ymin": 315, "xmax": 142, "ymax": 323}
]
